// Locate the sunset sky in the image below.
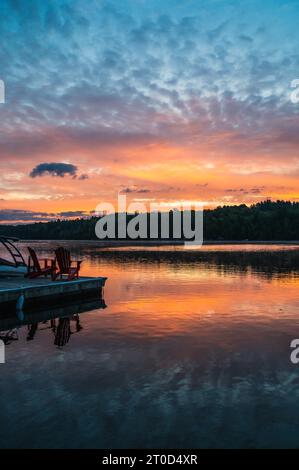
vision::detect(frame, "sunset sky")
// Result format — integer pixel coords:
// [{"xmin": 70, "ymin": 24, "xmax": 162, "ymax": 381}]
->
[{"xmin": 1, "ymin": 0, "xmax": 299, "ymax": 223}]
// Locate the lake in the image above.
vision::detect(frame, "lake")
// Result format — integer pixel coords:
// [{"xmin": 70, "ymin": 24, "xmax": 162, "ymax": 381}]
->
[{"xmin": 1, "ymin": 242, "xmax": 299, "ymax": 448}]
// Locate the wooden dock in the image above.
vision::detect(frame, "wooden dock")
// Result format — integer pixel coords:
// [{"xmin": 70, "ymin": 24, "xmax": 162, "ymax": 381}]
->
[{"xmin": 0, "ymin": 276, "xmax": 107, "ymax": 312}]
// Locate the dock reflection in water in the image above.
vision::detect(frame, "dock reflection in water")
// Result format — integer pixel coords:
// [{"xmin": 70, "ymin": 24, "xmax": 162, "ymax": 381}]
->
[{"xmin": 0, "ymin": 297, "xmax": 107, "ymax": 349}]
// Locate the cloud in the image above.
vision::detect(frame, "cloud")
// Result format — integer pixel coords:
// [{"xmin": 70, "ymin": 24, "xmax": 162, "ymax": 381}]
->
[
  {"xmin": 0, "ymin": 209, "xmax": 55, "ymax": 222},
  {"xmin": 58, "ymin": 210, "xmax": 87, "ymax": 217},
  {"xmin": 0, "ymin": 209, "xmax": 89, "ymax": 223},
  {"xmin": 225, "ymin": 187, "xmax": 265, "ymax": 194},
  {"xmin": 0, "ymin": 0, "xmax": 299, "ymax": 210},
  {"xmin": 120, "ymin": 186, "xmax": 150, "ymax": 194},
  {"xmin": 1, "ymin": 0, "xmax": 298, "ymax": 168},
  {"xmin": 239, "ymin": 34, "xmax": 253, "ymax": 43},
  {"xmin": 29, "ymin": 162, "xmax": 78, "ymax": 178}
]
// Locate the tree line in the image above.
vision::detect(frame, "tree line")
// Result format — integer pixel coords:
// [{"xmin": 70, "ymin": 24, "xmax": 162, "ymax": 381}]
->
[{"xmin": 1, "ymin": 200, "xmax": 299, "ymax": 241}]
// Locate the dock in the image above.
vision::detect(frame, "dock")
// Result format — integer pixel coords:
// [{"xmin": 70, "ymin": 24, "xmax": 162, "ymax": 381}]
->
[{"xmin": 0, "ymin": 276, "xmax": 107, "ymax": 313}]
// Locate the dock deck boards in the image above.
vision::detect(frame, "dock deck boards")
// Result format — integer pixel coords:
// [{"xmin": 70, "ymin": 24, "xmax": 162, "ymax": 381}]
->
[{"xmin": 0, "ymin": 276, "xmax": 107, "ymax": 310}]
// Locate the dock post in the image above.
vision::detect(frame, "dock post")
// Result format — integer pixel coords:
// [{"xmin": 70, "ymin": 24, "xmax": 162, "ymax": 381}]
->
[
  {"xmin": 16, "ymin": 290, "xmax": 25, "ymax": 313},
  {"xmin": 0, "ymin": 339, "xmax": 4, "ymax": 364}
]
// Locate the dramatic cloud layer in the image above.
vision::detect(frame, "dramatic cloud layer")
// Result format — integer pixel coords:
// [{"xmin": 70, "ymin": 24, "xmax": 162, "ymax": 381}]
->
[{"xmin": 0, "ymin": 0, "xmax": 299, "ymax": 221}]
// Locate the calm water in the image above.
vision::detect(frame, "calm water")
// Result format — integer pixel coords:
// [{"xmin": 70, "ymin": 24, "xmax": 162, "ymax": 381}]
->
[{"xmin": 1, "ymin": 242, "xmax": 299, "ymax": 449}]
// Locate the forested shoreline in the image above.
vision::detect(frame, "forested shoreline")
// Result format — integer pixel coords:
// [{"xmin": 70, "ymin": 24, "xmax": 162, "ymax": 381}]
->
[{"xmin": 1, "ymin": 200, "xmax": 299, "ymax": 241}]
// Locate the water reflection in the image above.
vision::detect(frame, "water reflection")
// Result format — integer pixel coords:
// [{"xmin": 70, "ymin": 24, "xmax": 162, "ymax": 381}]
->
[
  {"xmin": 93, "ymin": 247, "xmax": 299, "ymax": 279},
  {"xmin": 0, "ymin": 328, "xmax": 19, "ymax": 345},
  {"xmin": 26, "ymin": 315, "xmax": 82, "ymax": 347},
  {"xmin": 0, "ymin": 297, "xmax": 106, "ymax": 350},
  {"xmin": 1, "ymin": 243, "xmax": 299, "ymax": 448}
]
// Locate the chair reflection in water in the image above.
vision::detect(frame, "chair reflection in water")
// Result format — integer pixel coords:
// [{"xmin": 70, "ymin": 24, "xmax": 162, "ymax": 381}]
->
[
  {"xmin": 0, "ymin": 329, "xmax": 19, "ymax": 345},
  {"xmin": 27, "ymin": 323, "xmax": 38, "ymax": 341},
  {"xmin": 25, "ymin": 315, "xmax": 83, "ymax": 348},
  {"xmin": 52, "ymin": 314, "xmax": 83, "ymax": 348}
]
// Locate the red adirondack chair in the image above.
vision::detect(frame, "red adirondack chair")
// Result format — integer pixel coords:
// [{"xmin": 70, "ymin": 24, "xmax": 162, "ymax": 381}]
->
[
  {"xmin": 26, "ymin": 247, "xmax": 56, "ymax": 279},
  {"xmin": 54, "ymin": 247, "xmax": 82, "ymax": 281}
]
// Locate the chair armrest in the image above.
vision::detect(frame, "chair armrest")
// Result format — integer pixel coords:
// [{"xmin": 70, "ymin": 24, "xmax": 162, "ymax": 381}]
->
[
  {"xmin": 42, "ymin": 258, "xmax": 56, "ymax": 268},
  {"xmin": 70, "ymin": 260, "xmax": 82, "ymax": 268}
]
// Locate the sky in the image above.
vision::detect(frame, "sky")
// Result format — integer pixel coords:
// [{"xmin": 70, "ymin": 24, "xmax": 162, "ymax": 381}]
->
[{"xmin": 0, "ymin": 0, "xmax": 299, "ymax": 223}]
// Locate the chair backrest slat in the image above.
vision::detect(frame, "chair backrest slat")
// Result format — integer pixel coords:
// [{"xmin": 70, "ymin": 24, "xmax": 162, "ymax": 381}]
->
[
  {"xmin": 55, "ymin": 247, "xmax": 71, "ymax": 272},
  {"xmin": 27, "ymin": 247, "xmax": 41, "ymax": 271}
]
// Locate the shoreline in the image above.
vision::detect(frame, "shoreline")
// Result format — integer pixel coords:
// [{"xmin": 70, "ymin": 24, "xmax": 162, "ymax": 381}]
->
[{"xmin": 17, "ymin": 239, "xmax": 299, "ymax": 246}]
